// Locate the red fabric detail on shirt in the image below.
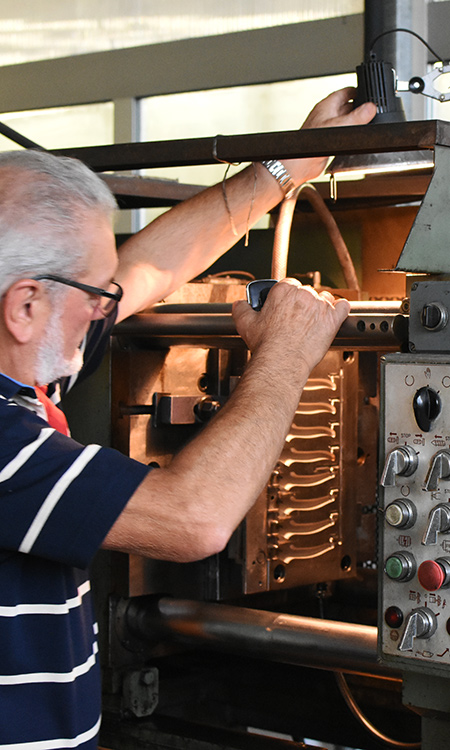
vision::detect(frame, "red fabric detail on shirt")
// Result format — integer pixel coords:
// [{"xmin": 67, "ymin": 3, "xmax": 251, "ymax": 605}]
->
[{"xmin": 35, "ymin": 386, "xmax": 70, "ymax": 436}]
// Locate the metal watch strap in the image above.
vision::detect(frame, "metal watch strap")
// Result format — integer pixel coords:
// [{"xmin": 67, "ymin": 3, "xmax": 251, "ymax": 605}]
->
[{"xmin": 260, "ymin": 159, "xmax": 296, "ymax": 195}]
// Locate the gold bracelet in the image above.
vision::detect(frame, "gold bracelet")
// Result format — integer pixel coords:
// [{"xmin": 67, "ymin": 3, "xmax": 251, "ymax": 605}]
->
[{"xmin": 221, "ymin": 163, "xmax": 257, "ymax": 247}]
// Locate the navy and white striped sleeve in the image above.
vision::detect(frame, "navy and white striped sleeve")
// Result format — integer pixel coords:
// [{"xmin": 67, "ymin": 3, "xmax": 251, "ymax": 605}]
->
[{"xmin": 0, "ymin": 397, "xmax": 149, "ymax": 569}]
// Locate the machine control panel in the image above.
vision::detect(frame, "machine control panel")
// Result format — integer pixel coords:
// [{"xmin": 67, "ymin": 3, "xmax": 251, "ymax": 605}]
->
[{"xmin": 379, "ymin": 354, "xmax": 450, "ymax": 672}]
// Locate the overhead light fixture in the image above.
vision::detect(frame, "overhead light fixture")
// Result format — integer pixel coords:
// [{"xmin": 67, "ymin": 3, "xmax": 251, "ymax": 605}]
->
[{"xmin": 327, "ymin": 29, "xmax": 449, "ymax": 181}]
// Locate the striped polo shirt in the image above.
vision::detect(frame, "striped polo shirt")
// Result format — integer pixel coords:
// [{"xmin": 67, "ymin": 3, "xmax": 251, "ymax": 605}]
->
[{"xmin": 0, "ymin": 326, "xmax": 149, "ymax": 748}]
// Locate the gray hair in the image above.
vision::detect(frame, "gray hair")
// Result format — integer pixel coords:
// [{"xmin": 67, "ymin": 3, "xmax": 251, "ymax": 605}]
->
[{"xmin": 0, "ymin": 149, "xmax": 117, "ymax": 297}]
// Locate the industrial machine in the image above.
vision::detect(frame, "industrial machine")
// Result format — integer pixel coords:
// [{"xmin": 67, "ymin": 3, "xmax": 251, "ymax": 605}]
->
[
  {"xmin": 377, "ymin": 146, "xmax": 450, "ymax": 748},
  {"xmin": 58, "ymin": 120, "xmax": 450, "ymax": 750}
]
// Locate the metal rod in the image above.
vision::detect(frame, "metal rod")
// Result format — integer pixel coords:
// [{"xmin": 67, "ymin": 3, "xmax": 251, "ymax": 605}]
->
[
  {"xmin": 150, "ymin": 301, "xmax": 404, "ymax": 314},
  {"xmin": 123, "ymin": 596, "xmax": 395, "ymax": 679},
  {"xmin": 114, "ymin": 308, "xmax": 408, "ymax": 350}
]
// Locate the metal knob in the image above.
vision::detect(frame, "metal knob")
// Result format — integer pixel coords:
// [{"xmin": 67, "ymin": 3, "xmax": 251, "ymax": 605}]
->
[
  {"xmin": 420, "ymin": 301, "xmax": 448, "ymax": 331},
  {"xmin": 398, "ymin": 608, "xmax": 437, "ymax": 652},
  {"xmin": 380, "ymin": 445, "xmax": 418, "ymax": 487},
  {"xmin": 423, "ymin": 450, "xmax": 450, "ymax": 492},
  {"xmin": 422, "ymin": 504, "xmax": 450, "ymax": 546},
  {"xmin": 413, "ymin": 386, "xmax": 442, "ymax": 432}
]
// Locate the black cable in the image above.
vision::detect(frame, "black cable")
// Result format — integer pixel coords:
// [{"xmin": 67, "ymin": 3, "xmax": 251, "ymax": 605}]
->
[
  {"xmin": 369, "ymin": 27, "xmax": 445, "ymax": 64},
  {"xmin": 0, "ymin": 122, "xmax": 44, "ymax": 150}
]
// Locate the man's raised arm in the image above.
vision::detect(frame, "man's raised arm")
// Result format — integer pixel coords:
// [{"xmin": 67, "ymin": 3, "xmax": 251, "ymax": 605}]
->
[{"xmin": 114, "ymin": 88, "xmax": 376, "ymax": 322}]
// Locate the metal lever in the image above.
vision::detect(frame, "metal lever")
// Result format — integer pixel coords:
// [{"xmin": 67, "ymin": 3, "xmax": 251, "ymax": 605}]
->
[
  {"xmin": 380, "ymin": 445, "xmax": 418, "ymax": 487},
  {"xmin": 423, "ymin": 450, "xmax": 450, "ymax": 491},
  {"xmin": 398, "ymin": 608, "xmax": 437, "ymax": 652},
  {"xmin": 246, "ymin": 279, "xmax": 277, "ymax": 311},
  {"xmin": 422, "ymin": 504, "xmax": 450, "ymax": 546}
]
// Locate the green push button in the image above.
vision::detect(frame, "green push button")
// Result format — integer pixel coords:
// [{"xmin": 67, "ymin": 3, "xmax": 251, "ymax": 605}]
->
[
  {"xmin": 385, "ymin": 556, "xmax": 404, "ymax": 580},
  {"xmin": 384, "ymin": 552, "xmax": 415, "ymax": 582}
]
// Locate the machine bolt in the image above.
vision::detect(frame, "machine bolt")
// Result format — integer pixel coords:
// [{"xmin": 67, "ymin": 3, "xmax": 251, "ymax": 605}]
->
[
  {"xmin": 400, "ymin": 298, "xmax": 410, "ymax": 314},
  {"xmin": 194, "ymin": 397, "xmax": 221, "ymax": 422},
  {"xmin": 140, "ymin": 670, "xmax": 156, "ymax": 686}
]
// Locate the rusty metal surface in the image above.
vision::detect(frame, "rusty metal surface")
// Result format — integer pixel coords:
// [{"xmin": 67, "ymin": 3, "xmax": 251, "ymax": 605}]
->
[
  {"xmin": 52, "ymin": 120, "xmax": 450, "ymax": 173},
  {"xmin": 101, "ymin": 174, "xmax": 203, "ymax": 208},
  {"xmin": 96, "ymin": 171, "xmax": 431, "ymax": 210}
]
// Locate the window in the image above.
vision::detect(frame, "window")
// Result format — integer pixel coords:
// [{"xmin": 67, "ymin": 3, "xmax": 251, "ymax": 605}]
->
[
  {"xmin": 138, "ymin": 73, "xmax": 356, "ymax": 225},
  {"xmin": 0, "ymin": 102, "xmax": 114, "ymax": 151},
  {"xmin": 0, "ymin": 2, "xmax": 363, "ymax": 65}
]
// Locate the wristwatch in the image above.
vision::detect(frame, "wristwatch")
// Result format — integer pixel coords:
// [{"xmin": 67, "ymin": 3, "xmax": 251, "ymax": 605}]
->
[{"xmin": 260, "ymin": 159, "xmax": 296, "ymax": 195}]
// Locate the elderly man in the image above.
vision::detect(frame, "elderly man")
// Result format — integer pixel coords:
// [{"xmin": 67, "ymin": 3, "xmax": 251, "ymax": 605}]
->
[{"xmin": 0, "ymin": 88, "xmax": 375, "ymax": 749}]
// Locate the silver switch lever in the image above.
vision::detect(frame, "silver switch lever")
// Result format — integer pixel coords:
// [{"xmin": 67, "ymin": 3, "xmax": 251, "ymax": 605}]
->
[
  {"xmin": 423, "ymin": 450, "xmax": 450, "ymax": 492},
  {"xmin": 422, "ymin": 504, "xmax": 450, "ymax": 546},
  {"xmin": 398, "ymin": 608, "xmax": 437, "ymax": 652},
  {"xmin": 380, "ymin": 445, "xmax": 418, "ymax": 487}
]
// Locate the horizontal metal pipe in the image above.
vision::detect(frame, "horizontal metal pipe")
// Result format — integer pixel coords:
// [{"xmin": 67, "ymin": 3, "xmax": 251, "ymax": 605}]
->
[
  {"xmin": 114, "ymin": 309, "xmax": 407, "ymax": 350},
  {"xmin": 124, "ymin": 597, "xmax": 395, "ymax": 678},
  {"xmin": 150, "ymin": 301, "xmax": 404, "ymax": 314}
]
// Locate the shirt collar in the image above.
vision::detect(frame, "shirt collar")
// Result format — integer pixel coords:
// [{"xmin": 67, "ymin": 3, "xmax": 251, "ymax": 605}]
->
[{"xmin": 0, "ymin": 373, "xmax": 36, "ymax": 400}]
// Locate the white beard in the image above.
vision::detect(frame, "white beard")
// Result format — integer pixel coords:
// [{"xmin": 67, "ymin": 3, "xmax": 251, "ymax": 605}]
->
[{"xmin": 35, "ymin": 307, "xmax": 84, "ymax": 386}]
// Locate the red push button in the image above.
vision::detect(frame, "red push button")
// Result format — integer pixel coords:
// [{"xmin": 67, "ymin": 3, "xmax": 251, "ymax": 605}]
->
[{"xmin": 418, "ymin": 560, "xmax": 445, "ymax": 591}]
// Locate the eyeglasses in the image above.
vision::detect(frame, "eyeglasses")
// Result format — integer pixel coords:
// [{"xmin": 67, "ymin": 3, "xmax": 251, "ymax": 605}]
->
[{"xmin": 33, "ymin": 274, "xmax": 123, "ymax": 318}]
